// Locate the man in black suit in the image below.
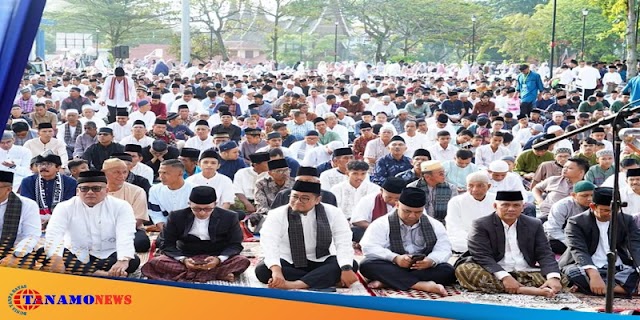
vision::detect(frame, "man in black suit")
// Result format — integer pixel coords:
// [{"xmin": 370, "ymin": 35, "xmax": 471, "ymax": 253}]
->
[
  {"xmin": 141, "ymin": 186, "xmax": 250, "ymax": 282},
  {"xmin": 455, "ymin": 191, "xmax": 566, "ymax": 297},
  {"xmin": 559, "ymin": 187, "xmax": 640, "ymax": 296}
]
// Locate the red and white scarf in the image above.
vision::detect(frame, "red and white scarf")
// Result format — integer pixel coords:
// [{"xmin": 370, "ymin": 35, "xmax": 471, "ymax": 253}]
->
[{"xmin": 108, "ymin": 76, "xmax": 130, "ymax": 101}]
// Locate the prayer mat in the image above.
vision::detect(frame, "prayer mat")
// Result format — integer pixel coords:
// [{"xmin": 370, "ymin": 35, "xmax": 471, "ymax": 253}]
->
[
  {"xmin": 370, "ymin": 286, "xmax": 462, "ymax": 300},
  {"xmin": 461, "ymin": 291, "xmax": 587, "ymax": 310},
  {"xmin": 574, "ymin": 293, "xmax": 640, "ymax": 312}
]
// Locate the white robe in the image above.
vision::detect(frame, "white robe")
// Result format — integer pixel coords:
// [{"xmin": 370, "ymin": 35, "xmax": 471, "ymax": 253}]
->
[{"xmin": 44, "ymin": 196, "xmax": 136, "ymax": 262}]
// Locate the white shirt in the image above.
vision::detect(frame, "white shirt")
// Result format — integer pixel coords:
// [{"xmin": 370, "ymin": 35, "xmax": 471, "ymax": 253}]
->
[
  {"xmin": 23, "ymin": 138, "xmax": 69, "ymax": 167},
  {"xmin": 330, "ymin": 180, "xmax": 380, "ymax": 219},
  {"xmin": 351, "ymin": 192, "xmax": 393, "ymax": 223},
  {"xmin": 128, "ymin": 110, "xmax": 156, "ymax": 130},
  {"xmin": 148, "ymin": 181, "xmax": 195, "ymax": 224},
  {"xmin": 559, "ymin": 69, "xmax": 574, "ymax": 85},
  {"xmin": 0, "ymin": 195, "xmax": 41, "ymax": 255},
  {"xmin": 186, "ymin": 173, "xmax": 235, "ymax": 206},
  {"xmin": 131, "ymin": 162, "xmax": 154, "ymax": 185},
  {"xmin": 445, "ymin": 192, "xmax": 496, "ymax": 252},
  {"xmin": 314, "ymin": 102, "xmax": 332, "ymax": 116},
  {"xmin": 488, "ymin": 171, "xmax": 530, "ymax": 202},
  {"xmin": 588, "ymin": 220, "xmax": 622, "ymax": 269},
  {"xmin": 515, "ymin": 128, "xmax": 534, "ymax": 146},
  {"xmin": 425, "ymin": 125, "xmax": 457, "ymax": 144},
  {"xmin": 494, "ymin": 220, "xmax": 561, "ymax": 280},
  {"xmin": 578, "ymin": 66, "xmax": 601, "ymax": 90},
  {"xmin": 360, "ymin": 211, "xmax": 452, "ymax": 264},
  {"xmin": 328, "ymin": 124, "xmax": 349, "ymax": 145},
  {"xmin": 188, "ymin": 217, "xmax": 211, "ymax": 240},
  {"xmin": 602, "ymin": 72, "xmax": 622, "ymax": 86},
  {"xmin": 45, "ymin": 196, "xmax": 136, "ymax": 262},
  {"xmin": 289, "ymin": 141, "xmax": 320, "ymax": 161},
  {"xmin": 338, "ymin": 116, "xmax": 356, "ymax": 132},
  {"xmin": 475, "ymin": 145, "xmax": 511, "ymax": 168},
  {"xmin": 620, "ymin": 187, "xmax": 640, "ymax": 216},
  {"xmin": 369, "ymin": 102, "xmax": 398, "ymax": 116},
  {"xmin": 79, "ymin": 116, "xmax": 107, "ymax": 129},
  {"xmin": 319, "ymin": 168, "xmax": 347, "ymax": 191},
  {"xmin": 120, "ymin": 135, "xmax": 154, "ymax": 149},
  {"xmin": 184, "ymin": 136, "xmax": 215, "ymax": 151},
  {"xmin": 301, "ymin": 146, "xmax": 331, "ymax": 167},
  {"xmin": 399, "ymin": 132, "xmax": 430, "ymax": 157},
  {"xmin": 107, "ymin": 122, "xmax": 132, "ymax": 143},
  {"xmin": 170, "ymin": 98, "xmax": 206, "ymax": 114},
  {"xmin": 101, "ymin": 76, "xmax": 136, "ymax": 108},
  {"xmin": 233, "ymin": 168, "xmax": 266, "ymax": 200},
  {"xmin": 427, "ymin": 143, "xmax": 459, "ymax": 162},
  {"xmin": 0, "ymin": 146, "xmax": 34, "ymax": 191},
  {"xmin": 260, "ymin": 204, "xmax": 354, "ymax": 268}
]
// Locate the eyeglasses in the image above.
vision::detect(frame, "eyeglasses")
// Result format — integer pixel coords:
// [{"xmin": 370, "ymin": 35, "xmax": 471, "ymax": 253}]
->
[
  {"xmin": 190, "ymin": 206, "xmax": 215, "ymax": 213},
  {"xmin": 36, "ymin": 162, "xmax": 56, "ymax": 167},
  {"xmin": 290, "ymin": 194, "xmax": 313, "ymax": 203},
  {"xmin": 272, "ymin": 168, "xmax": 289, "ymax": 175},
  {"xmin": 79, "ymin": 186, "xmax": 105, "ymax": 193}
]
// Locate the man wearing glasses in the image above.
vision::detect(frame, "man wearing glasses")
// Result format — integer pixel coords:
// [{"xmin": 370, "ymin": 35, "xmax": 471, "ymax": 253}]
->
[
  {"xmin": 407, "ymin": 160, "xmax": 458, "ymax": 224},
  {"xmin": 35, "ymin": 171, "xmax": 140, "ymax": 277},
  {"xmin": 142, "ymin": 186, "xmax": 250, "ymax": 282},
  {"xmin": 19, "ymin": 154, "xmax": 77, "ymax": 227},
  {"xmin": 256, "ymin": 180, "xmax": 358, "ymax": 290},
  {"xmin": 248, "ymin": 159, "xmax": 294, "ymax": 233}
]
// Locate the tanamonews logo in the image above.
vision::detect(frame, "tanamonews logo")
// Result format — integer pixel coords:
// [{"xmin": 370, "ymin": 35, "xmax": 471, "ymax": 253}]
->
[{"xmin": 7, "ymin": 285, "xmax": 132, "ymax": 316}]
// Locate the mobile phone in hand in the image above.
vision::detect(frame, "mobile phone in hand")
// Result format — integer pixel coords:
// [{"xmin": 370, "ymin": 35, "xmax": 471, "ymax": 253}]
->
[{"xmin": 411, "ymin": 254, "xmax": 426, "ymax": 263}]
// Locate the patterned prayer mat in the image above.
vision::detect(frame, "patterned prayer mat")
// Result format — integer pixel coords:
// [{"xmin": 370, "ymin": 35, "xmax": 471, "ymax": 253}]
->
[
  {"xmin": 573, "ymin": 293, "xmax": 640, "ymax": 312},
  {"xmin": 461, "ymin": 291, "xmax": 588, "ymax": 310},
  {"xmin": 370, "ymin": 286, "xmax": 463, "ymax": 300}
]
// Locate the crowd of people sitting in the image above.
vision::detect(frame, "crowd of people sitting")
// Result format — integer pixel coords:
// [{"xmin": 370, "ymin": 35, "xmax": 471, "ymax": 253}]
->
[{"xmin": 0, "ymin": 59, "xmax": 639, "ymax": 298}]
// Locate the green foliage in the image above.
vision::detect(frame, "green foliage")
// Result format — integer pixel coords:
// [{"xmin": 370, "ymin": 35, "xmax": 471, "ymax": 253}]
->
[
  {"xmin": 488, "ymin": 0, "xmax": 549, "ymax": 16},
  {"xmin": 45, "ymin": 0, "xmax": 175, "ymax": 49},
  {"xmin": 495, "ymin": 0, "xmax": 620, "ymax": 62}
]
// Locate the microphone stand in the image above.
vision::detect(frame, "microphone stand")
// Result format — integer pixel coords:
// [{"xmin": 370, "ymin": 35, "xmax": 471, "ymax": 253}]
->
[{"xmin": 532, "ymin": 98, "xmax": 640, "ymax": 314}]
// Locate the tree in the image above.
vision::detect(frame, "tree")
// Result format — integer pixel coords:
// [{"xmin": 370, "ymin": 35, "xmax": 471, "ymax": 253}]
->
[
  {"xmin": 252, "ymin": 0, "xmax": 323, "ymax": 67},
  {"xmin": 592, "ymin": 0, "xmax": 638, "ymax": 77},
  {"xmin": 190, "ymin": 0, "xmax": 246, "ymax": 62},
  {"xmin": 48, "ymin": 0, "xmax": 174, "ymax": 49},
  {"xmin": 495, "ymin": 0, "xmax": 618, "ymax": 63},
  {"xmin": 488, "ymin": 0, "xmax": 548, "ymax": 16}
]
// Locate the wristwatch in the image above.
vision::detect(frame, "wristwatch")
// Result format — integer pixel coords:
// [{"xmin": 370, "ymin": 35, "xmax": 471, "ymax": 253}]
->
[{"xmin": 340, "ymin": 265, "xmax": 353, "ymax": 271}]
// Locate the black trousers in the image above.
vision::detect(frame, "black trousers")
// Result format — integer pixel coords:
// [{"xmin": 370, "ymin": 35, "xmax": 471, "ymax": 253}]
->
[
  {"xmin": 359, "ymin": 258, "xmax": 456, "ymax": 290},
  {"xmin": 255, "ymin": 256, "xmax": 359, "ymax": 289},
  {"xmin": 30, "ymin": 247, "xmax": 140, "ymax": 275},
  {"xmin": 134, "ymin": 229, "xmax": 151, "ymax": 253},
  {"xmin": 549, "ymin": 239, "xmax": 567, "ymax": 255},
  {"xmin": 583, "ymin": 88, "xmax": 596, "ymax": 100},
  {"xmin": 520, "ymin": 102, "xmax": 534, "ymax": 117},
  {"xmin": 351, "ymin": 226, "xmax": 366, "ymax": 243}
]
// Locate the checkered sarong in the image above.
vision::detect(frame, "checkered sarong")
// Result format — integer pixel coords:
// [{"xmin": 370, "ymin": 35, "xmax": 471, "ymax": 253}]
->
[
  {"xmin": 141, "ymin": 254, "xmax": 250, "ymax": 282},
  {"xmin": 455, "ymin": 262, "xmax": 569, "ymax": 293}
]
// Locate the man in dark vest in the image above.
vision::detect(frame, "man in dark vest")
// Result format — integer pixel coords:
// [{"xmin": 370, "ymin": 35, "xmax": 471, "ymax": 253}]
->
[
  {"xmin": 255, "ymin": 180, "xmax": 358, "ymax": 290},
  {"xmin": 0, "ymin": 171, "xmax": 41, "ymax": 266},
  {"xmin": 359, "ymin": 187, "xmax": 456, "ymax": 295},
  {"xmin": 407, "ymin": 160, "xmax": 458, "ymax": 224}
]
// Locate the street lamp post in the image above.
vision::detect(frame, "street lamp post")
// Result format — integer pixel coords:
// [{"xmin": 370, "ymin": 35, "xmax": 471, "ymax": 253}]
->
[
  {"xmin": 471, "ymin": 15, "xmax": 477, "ymax": 66},
  {"xmin": 581, "ymin": 9, "xmax": 588, "ymax": 60},
  {"xmin": 550, "ymin": 0, "xmax": 557, "ymax": 79},
  {"xmin": 96, "ymin": 29, "xmax": 100, "ymax": 59},
  {"xmin": 334, "ymin": 22, "xmax": 338, "ymax": 63}
]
